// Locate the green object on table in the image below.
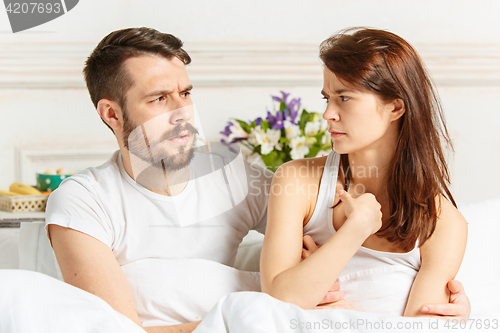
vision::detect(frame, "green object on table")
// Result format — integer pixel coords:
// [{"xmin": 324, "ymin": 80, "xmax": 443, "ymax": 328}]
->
[{"xmin": 36, "ymin": 173, "xmax": 71, "ymax": 192}]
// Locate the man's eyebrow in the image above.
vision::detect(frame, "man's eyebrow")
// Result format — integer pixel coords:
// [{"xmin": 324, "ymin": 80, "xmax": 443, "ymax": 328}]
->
[
  {"xmin": 142, "ymin": 85, "xmax": 193, "ymax": 100},
  {"xmin": 143, "ymin": 89, "xmax": 173, "ymax": 99},
  {"xmin": 321, "ymin": 90, "xmax": 328, "ymax": 96}
]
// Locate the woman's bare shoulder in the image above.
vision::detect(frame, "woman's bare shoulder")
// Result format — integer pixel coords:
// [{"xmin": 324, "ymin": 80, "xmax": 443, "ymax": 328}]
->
[
  {"xmin": 436, "ymin": 195, "xmax": 468, "ymax": 229},
  {"xmin": 420, "ymin": 194, "xmax": 468, "ymax": 255},
  {"xmin": 273, "ymin": 156, "xmax": 328, "ymax": 183}
]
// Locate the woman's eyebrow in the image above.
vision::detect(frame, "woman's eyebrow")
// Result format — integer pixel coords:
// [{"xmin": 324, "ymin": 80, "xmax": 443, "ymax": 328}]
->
[{"xmin": 334, "ymin": 89, "xmax": 354, "ymax": 95}]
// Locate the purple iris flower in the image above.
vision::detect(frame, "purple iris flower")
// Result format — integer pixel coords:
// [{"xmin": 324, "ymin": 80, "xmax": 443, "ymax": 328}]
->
[
  {"xmin": 272, "ymin": 110, "xmax": 284, "ymax": 129},
  {"xmin": 287, "ymin": 98, "xmax": 301, "ymax": 123},
  {"xmin": 266, "ymin": 111, "xmax": 276, "ymax": 127},
  {"xmin": 280, "ymin": 91, "xmax": 290, "ymax": 105},
  {"xmin": 271, "ymin": 91, "xmax": 291, "ymax": 106},
  {"xmin": 255, "ymin": 117, "xmax": 262, "ymax": 126},
  {"xmin": 220, "ymin": 121, "xmax": 234, "ymax": 138}
]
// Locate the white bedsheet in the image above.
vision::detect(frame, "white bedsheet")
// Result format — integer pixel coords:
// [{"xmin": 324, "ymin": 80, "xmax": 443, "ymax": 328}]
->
[
  {"xmin": 194, "ymin": 292, "xmax": 481, "ymax": 333},
  {"xmin": 0, "ymin": 269, "xmax": 145, "ymax": 333}
]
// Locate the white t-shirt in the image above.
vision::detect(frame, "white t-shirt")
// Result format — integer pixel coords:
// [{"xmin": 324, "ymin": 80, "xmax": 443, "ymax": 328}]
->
[{"xmin": 45, "ymin": 148, "xmax": 273, "ymax": 326}]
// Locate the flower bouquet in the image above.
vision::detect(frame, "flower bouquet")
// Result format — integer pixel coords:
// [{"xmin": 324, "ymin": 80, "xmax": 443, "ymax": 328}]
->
[{"xmin": 220, "ymin": 91, "xmax": 332, "ymax": 171}]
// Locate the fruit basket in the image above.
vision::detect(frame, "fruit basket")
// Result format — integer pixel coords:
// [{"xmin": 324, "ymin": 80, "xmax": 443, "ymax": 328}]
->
[{"xmin": 0, "ymin": 194, "xmax": 49, "ymax": 213}]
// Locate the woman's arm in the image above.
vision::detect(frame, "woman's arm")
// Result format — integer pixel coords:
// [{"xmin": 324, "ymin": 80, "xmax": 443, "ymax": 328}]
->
[
  {"xmin": 260, "ymin": 161, "xmax": 382, "ymax": 309},
  {"xmin": 403, "ymin": 196, "xmax": 468, "ymax": 317}
]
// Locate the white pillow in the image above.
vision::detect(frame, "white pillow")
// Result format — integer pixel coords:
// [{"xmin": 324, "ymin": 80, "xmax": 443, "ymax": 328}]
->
[{"xmin": 457, "ymin": 198, "xmax": 500, "ymax": 318}]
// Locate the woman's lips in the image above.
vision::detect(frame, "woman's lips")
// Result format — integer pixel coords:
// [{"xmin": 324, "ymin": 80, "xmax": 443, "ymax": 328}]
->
[{"xmin": 329, "ymin": 130, "xmax": 346, "ymax": 138}]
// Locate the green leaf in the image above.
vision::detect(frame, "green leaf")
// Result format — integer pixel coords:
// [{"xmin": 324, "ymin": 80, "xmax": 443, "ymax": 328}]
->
[
  {"xmin": 279, "ymin": 101, "xmax": 287, "ymax": 112},
  {"xmin": 234, "ymin": 119, "xmax": 251, "ymax": 133},
  {"xmin": 261, "ymin": 150, "xmax": 285, "ymax": 172},
  {"xmin": 260, "ymin": 120, "xmax": 270, "ymax": 131},
  {"xmin": 298, "ymin": 110, "xmax": 310, "ymax": 129},
  {"xmin": 306, "ymin": 145, "xmax": 321, "ymax": 158}
]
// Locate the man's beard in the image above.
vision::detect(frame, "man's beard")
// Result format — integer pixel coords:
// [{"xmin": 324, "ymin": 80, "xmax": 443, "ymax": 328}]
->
[{"xmin": 122, "ymin": 107, "xmax": 199, "ymax": 172}]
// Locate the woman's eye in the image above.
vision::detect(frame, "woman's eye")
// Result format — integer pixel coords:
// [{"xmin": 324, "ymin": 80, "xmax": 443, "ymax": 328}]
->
[{"xmin": 340, "ymin": 96, "xmax": 350, "ymax": 102}]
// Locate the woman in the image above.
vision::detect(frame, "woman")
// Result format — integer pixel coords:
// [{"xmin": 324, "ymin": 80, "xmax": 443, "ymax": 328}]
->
[{"xmin": 260, "ymin": 27, "xmax": 467, "ymax": 316}]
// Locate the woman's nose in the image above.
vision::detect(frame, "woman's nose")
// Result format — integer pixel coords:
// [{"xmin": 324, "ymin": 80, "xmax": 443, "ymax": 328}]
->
[{"xmin": 323, "ymin": 104, "xmax": 340, "ymax": 122}]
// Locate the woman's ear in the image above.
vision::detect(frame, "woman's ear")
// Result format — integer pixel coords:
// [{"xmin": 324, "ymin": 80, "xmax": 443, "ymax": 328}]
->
[
  {"xmin": 390, "ymin": 98, "xmax": 405, "ymax": 122},
  {"xmin": 97, "ymin": 99, "xmax": 123, "ymax": 132}
]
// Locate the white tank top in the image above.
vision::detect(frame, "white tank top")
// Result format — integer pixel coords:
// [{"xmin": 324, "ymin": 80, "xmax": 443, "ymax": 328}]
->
[{"xmin": 303, "ymin": 151, "xmax": 421, "ymax": 315}]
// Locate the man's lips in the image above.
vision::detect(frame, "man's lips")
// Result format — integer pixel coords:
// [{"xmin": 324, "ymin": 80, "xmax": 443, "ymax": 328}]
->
[{"xmin": 168, "ymin": 130, "xmax": 191, "ymax": 144}]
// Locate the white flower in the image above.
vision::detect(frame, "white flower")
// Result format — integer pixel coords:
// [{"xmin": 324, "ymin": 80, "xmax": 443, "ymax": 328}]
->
[
  {"xmin": 290, "ymin": 136, "xmax": 310, "ymax": 160},
  {"xmin": 284, "ymin": 120, "xmax": 301, "ymax": 140},
  {"xmin": 315, "ymin": 149, "xmax": 331, "ymax": 157},
  {"xmin": 247, "ymin": 126, "xmax": 261, "ymax": 146},
  {"xmin": 227, "ymin": 121, "xmax": 248, "ymax": 142},
  {"xmin": 321, "ymin": 130, "xmax": 332, "ymax": 145},
  {"xmin": 305, "ymin": 136, "xmax": 317, "ymax": 146},
  {"xmin": 320, "ymin": 118, "xmax": 328, "ymax": 132},
  {"xmin": 305, "ymin": 121, "xmax": 321, "ymax": 136},
  {"xmin": 249, "ymin": 126, "xmax": 281, "ymax": 155}
]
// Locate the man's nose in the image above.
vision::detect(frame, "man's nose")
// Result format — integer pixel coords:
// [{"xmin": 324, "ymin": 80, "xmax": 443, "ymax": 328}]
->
[{"xmin": 168, "ymin": 103, "xmax": 193, "ymax": 125}]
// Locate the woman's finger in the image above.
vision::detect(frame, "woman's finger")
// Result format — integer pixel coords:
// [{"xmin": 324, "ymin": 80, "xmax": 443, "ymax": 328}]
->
[
  {"xmin": 338, "ymin": 189, "xmax": 353, "ymax": 202},
  {"xmin": 303, "ymin": 235, "xmax": 318, "ymax": 251}
]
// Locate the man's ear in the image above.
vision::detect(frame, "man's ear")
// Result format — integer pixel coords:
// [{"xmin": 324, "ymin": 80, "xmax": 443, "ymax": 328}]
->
[
  {"xmin": 389, "ymin": 98, "xmax": 405, "ymax": 122},
  {"xmin": 97, "ymin": 99, "xmax": 123, "ymax": 131}
]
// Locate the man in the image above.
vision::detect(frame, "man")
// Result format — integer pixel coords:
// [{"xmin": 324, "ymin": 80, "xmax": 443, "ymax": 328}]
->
[{"xmin": 46, "ymin": 27, "xmax": 470, "ymax": 333}]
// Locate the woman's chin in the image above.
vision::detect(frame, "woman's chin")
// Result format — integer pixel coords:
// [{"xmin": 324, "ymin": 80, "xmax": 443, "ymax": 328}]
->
[{"xmin": 332, "ymin": 146, "xmax": 348, "ymax": 155}]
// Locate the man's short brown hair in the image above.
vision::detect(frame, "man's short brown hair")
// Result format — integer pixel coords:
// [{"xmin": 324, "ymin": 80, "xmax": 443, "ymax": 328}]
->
[{"xmin": 83, "ymin": 27, "xmax": 191, "ymax": 131}]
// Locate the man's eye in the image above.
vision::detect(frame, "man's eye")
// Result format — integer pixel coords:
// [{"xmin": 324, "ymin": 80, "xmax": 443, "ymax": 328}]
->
[
  {"xmin": 340, "ymin": 96, "xmax": 350, "ymax": 102},
  {"xmin": 322, "ymin": 96, "xmax": 330, "ymax": 103},
  {"xmin": 152, "ymin": 96, "xmax": 165, "ymax": 103},
  {"xmin": 181, "ymin": 91, "xmax": 191, "ymax": 98}
]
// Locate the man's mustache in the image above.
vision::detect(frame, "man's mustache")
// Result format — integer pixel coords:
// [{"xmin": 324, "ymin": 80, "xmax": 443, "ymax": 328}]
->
[{"xmin": 162, "ymin": 123, "xmax": 199, "ymax": 140}]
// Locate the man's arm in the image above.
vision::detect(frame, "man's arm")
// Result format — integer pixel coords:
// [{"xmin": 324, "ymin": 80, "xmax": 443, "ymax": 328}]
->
[
  {"xmin": 420, "ymin": 280, "xmax": 470, "ymax": 320},
  {"xmin": 48, "ymin": 224, "xmax": 199, "ymax": 333}
]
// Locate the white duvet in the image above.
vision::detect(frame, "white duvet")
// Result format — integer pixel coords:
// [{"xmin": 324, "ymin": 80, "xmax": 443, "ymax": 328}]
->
[
  {"xmin": 194, "ymin": 292, "xmax": 480, "ymax": 333},
  {"xmin": 0, "ymin": 269, "xmax": 145, "ymax": 333}
]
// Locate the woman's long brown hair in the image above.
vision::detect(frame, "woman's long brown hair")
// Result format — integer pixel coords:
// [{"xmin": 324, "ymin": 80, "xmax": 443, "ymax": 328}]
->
[{"xmin": 321, "ymin": 28, "xmax": 456, "ymax": 251}]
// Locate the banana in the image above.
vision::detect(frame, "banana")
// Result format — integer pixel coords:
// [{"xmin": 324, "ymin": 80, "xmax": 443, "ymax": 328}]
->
[
  {"xmin": 9, "ymin": 182, "xmax": 42, "ymax": 195},
  {"xmin": 0, "ymin": 190, "xmax": 19, "ymax": 197}
]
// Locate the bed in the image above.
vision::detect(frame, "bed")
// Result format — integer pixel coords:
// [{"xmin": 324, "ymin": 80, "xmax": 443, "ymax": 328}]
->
[{"xmin": 0, "ymin": 198, "xmax": 499, "ymax": 332}]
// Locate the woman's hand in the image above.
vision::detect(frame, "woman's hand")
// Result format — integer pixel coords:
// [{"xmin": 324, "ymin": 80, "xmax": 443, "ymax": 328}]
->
[
  {"xmin": 302, "ymin": 235, "xmax": 345, "ymax": 306},
  {"xmin": 339, "ymin": 189, "xmax": 382, "ymax": 236}
]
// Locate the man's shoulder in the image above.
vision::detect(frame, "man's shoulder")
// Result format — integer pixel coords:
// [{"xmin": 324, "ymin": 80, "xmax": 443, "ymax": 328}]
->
[
  {"xmin": 193, "ymin": 145, "xmax": 273, "ymax": 182},
  {"xmin": 51, "ymin": 150, "xmax": 122, "ymax": 199}
]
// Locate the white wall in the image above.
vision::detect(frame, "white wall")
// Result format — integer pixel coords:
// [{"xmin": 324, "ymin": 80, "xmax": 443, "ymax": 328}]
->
[{"xmin": 1, "ymin": 0, "xmax": 499, "ymax": 204}]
